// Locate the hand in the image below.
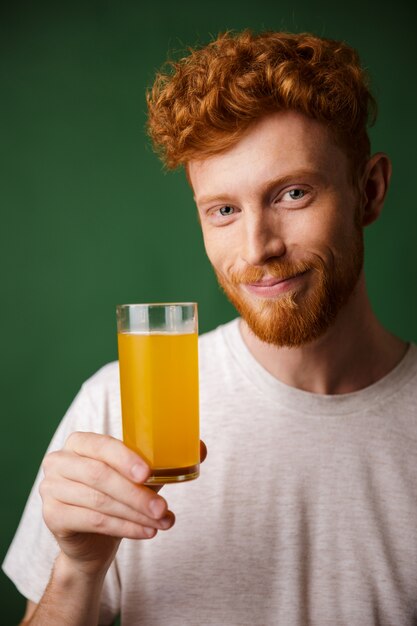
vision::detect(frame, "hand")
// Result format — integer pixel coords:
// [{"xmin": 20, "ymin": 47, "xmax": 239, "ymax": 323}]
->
[{"xmin": 39, "ymin": 432, "xmax": 207, "ymax": 577}]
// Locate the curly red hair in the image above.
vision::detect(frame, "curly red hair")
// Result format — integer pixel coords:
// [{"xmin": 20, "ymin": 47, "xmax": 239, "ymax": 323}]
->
[{"xmin": 147, "ymin": 30, "xmax": 377, "ymax": 179}]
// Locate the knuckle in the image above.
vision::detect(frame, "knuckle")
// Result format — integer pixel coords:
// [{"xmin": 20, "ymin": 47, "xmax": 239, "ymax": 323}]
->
[
  {"xmin": 65, "ymin": 431, "xmax": 81, "ymax": 449},
  {"xmin": 99, "ymin": 434, "xmax": 114, "ymax": 447},
  {"xmin": 42, "ymin": 501, "xmax": 61, "ymax": 533},
  {"xmin": 95, "ymin": 434, "xmax": 117, "ymax": 458},
  {"xmin": 91, "ymin": 489, "xmax": 109, "ymax": 510},
  {"xmin": 41, "ymin": 450, "xmax": 59, "ymax": 473},
  {"xmin": 38, "ymin": 478, "xmax": 49, "ymax": 500},
  {"xmin": 89, "ymin": 510, "xmax": 107, "ymax": 531},
  {"xmin": 88, "ymin": 460, "xmax": 109, "ymax": 486}
]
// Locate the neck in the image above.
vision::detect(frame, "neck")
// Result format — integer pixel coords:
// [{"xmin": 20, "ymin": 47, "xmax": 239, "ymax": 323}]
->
[{"xmin": 240, "ymin": 274, "xmax": 407, "ymax": 394}]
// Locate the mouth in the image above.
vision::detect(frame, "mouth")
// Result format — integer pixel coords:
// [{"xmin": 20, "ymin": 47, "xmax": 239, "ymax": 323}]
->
[{"xmin": 243, "ymin": 270, "xmax": 309, "ymax": 298}]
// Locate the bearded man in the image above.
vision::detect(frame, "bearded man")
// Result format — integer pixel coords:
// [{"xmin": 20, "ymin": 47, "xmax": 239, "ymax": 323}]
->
[{"xmin": 4, "ymin": 31, "xmax": 417, "ymax": 626}]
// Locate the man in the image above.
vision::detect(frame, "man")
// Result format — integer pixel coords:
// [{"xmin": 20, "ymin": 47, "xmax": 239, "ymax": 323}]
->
[{"xmin": 3, "ymin": 30, "xmax": 417, "ymax": 625}]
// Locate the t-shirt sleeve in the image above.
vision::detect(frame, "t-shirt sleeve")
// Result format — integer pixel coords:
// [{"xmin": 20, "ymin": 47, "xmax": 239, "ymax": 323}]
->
[{"xmin": 2, "ymin": 369, "xmax": 121, "ymax": 625}]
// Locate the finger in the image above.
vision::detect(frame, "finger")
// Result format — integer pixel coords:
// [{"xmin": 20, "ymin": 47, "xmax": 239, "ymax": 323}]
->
[
  {"xmin": 43, "ymin": 476, "xmax": 175, "ymax": 531},
  {"xmin": 43, "ymin": 499, "xmax": 161, "ymax": 540},
  {"xmin": 43, "ymin": 451, "xmax": 169, "ymax": 521},
  {"xmin": 200, "ymin": 440, "xmax": 207, "ymax": 463},
  {"xmin": 63, "ymin": 432, "xmax": 150, "ymax": 484},
  {"xmin": 146, "ymin": 440, "xmax": 207, "ymax": 495}
]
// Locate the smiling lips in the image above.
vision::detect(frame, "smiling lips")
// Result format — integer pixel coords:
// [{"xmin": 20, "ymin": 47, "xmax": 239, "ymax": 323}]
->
[{"xmin": 244, "ymin": 271, "xmax": 308, "ymax": 297}]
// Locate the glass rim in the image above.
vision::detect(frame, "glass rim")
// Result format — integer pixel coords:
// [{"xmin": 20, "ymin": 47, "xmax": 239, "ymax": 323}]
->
[{"xmin": 116, "ymin": 302, "xmax": 197, "ymax": 309}]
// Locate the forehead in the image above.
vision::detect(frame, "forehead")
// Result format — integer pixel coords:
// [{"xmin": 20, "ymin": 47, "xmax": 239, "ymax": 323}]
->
[{"xmin": 188, "ymin": 111, "xmax": 350, "ymax": 200}]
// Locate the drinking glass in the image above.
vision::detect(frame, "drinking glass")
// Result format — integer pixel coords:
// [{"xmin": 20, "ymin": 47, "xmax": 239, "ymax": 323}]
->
[{"xmin": 117, "ymin": 303, "xmax": 199, "ymax": 484}]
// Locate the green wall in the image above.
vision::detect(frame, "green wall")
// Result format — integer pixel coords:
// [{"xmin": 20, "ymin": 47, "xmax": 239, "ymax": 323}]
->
[{"xmin": 1, "ymin": 0, "xmax": 416, "ymax": 621}]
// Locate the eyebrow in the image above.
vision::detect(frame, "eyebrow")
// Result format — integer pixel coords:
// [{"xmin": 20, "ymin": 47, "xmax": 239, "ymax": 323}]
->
[{"xmin": 195, "ymin": 169, "xmax": 327, "ymax": 207}]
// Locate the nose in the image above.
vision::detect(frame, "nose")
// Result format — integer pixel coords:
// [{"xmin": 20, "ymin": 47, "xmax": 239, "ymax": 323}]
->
[{"xmin": 242, "ymin": 211, "xmax": 286, "ymax": 266}]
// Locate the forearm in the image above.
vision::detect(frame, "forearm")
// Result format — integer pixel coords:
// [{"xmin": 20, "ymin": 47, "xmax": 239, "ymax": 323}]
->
[{"xmin": 25, "ymin": 553, "xmax": 107, "ymax": 626}]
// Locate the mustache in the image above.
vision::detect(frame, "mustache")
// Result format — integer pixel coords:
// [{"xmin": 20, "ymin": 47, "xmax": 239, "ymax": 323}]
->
[{"xmin": 227, "ymin": 259, "xmax": 317, "ymax": 285}]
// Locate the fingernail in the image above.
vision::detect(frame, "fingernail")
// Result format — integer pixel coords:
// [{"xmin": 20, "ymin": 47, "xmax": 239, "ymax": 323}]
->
[
  {"xmin": 149, "ymin": 498, "xmax": 165, "ymax": 518},
  {"xmin": 131, "ymin": 463, "xmax": 147, "ymax": 482},
  {"xmin": 159, "ymin": 515, "xmax": 172, "ymax": 529},
  {"xmin": 144, "ymin": 527, "xmax": 156, "ymax": 538}
]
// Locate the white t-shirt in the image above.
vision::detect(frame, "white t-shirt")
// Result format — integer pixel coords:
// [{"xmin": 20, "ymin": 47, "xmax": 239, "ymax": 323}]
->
[{"xmin": 3, "ymin": 318, "xmax": 417, "ymax": 625}]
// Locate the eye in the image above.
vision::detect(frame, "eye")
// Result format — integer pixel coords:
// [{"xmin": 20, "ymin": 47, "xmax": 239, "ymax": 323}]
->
[
  {"xmin": 219, "ymin": 205, "xmax": 235, "ymax": 216},
  {"xmin": 287, "ymin": 189, "xmax": 305, "ymax": 200},
  {"xmin": 273, "ymin": 186, "xmax": 312, "ymax": 209}
]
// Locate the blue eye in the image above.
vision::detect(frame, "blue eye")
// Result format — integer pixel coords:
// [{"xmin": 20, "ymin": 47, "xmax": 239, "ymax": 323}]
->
[
  {"xmin": 219, "ymin": 206, "xmax": 234, "ymax": 216},
  {"xmin": 288, "ymin": 189, "xmax": 305, "ymax": 199}
]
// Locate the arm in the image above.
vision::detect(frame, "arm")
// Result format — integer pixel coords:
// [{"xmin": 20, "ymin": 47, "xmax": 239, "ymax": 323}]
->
[
  {"xmin": 19, "ymin": 553, "xmax": 107, "ymax": 626},
  {"xmin": 20, "ymin": 600, "xmax": 37, "ymax": 625}
]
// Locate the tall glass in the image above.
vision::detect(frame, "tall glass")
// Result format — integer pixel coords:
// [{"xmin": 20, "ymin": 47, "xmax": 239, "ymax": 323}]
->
[{"xmin": 116, "ymin": 303, "xmax": 199, "ymax": 484}]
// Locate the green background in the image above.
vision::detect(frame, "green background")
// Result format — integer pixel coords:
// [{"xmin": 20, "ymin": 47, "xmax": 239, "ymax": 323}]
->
[{"xmin": 1, "ymin": 0, "xmax": 416, "ymax": 622}]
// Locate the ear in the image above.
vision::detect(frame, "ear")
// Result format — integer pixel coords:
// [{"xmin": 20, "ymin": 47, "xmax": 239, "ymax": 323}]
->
[{"xmin": 360, "ymin": 153, "xmax": 392, "ymax": 227}]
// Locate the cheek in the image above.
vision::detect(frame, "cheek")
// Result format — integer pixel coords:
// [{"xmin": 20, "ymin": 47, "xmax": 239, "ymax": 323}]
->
[
  {"xmin": 200, "ymin": 229, "xmax": 217, "ymax": 265},
  {"xmin": 299, "ymin": 205, "xmax": 357, "ymax": 255},
  {"xmin": 201, "ymin": 226, "xmax": 237, "ymax": 270}
]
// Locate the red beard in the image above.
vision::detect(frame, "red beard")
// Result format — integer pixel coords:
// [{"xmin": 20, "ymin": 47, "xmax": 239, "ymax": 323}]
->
[{"xmin": 214, "ymin": 232, "xmax": 364, "ymax": 347}]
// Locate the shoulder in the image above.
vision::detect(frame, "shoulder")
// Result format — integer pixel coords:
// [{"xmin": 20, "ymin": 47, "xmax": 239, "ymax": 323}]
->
[
  {"xmin": 394, "ymin": 343, "xmax": 417, "ymax": 400},
  {"xmin": 405, "ymin": 342, "xmax": 417, "ymax": 369},
  {"xmin": 79, "ymin": 361, "xmax": 120, "ymax": 401},
  {"xmin": 198, "ymin": 318, "xmax": 247, "ymax": 398},
  {"xmin": 199, "ymin": 318, "xmax": 240, "ymax": 357},
  {"xmin": 60, "ymin": 361, "xmax": 122, "ymax": 439},
  {"xmin": 198, "ymin": 318, "xmax": 241, "ymax": 373}
]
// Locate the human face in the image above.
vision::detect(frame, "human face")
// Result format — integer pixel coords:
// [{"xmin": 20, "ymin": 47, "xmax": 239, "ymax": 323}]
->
[{"xmin": 189, "ymin": 111, "xmax": 364, "ymax": 347}]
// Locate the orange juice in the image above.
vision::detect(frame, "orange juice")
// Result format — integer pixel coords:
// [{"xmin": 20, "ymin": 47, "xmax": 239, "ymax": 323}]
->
[{"xmin": 118, "ymin": 332, "xmax": 199, "ymax": 482}]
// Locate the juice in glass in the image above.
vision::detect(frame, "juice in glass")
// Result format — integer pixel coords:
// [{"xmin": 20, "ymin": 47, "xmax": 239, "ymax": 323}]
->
[{"xmin": 117, "ymin": 303, "xmax": 199, "ymax": 484}]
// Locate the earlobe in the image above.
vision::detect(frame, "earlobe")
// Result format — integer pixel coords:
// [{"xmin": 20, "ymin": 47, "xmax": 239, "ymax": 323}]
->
[{"xmin": 361, "ymin": 152, "xmax": 392, "ymax": 227}]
